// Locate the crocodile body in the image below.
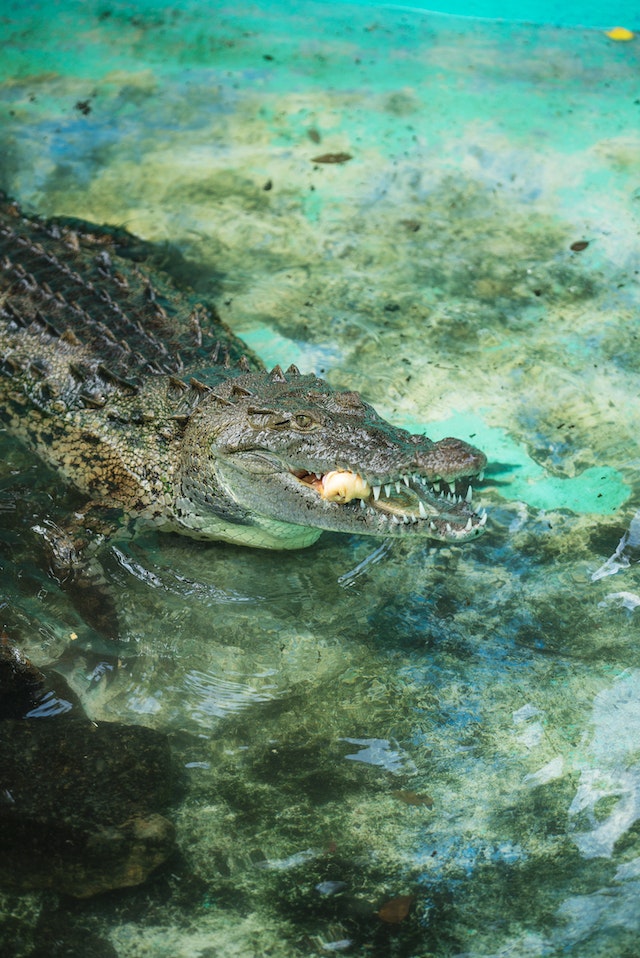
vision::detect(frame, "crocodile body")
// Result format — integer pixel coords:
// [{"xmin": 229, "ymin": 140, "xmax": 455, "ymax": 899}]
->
[{"xmin": 0, "ymin": 195, "xmax": 487, "ymax": 550}]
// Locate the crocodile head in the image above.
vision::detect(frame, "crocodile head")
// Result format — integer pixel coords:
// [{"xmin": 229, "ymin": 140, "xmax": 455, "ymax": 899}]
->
[{"xmin": 175, "ymin": 364, "xmax": 487, "ymax": 549}]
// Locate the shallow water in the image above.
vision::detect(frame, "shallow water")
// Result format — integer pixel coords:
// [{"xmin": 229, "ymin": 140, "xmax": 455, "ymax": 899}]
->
[{"xmin": 1, "ymin": 1, "xmax": 640, "ymax": 955}]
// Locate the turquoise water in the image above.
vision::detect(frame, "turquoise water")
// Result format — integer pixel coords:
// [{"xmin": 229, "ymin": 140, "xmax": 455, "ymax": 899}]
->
[
  {"xmin": 1, "ymin": 1, "xmax": 640, "ymax": 955},
  {"xmin": 337, "ymin": 0, "xmax": 639, "ymax": 28}
]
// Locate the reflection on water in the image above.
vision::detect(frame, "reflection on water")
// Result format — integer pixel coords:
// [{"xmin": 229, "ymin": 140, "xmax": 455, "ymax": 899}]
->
[
  {"xmin": 1, "ymin": 0, "xmax": 640, "ymax": 955},
  {"xmin": 341, "ymin": 738, "xmax": 416, "ymax": 775},
  {"xmin": 338, "ymin": 543, "xmax": 391, "ymax": 589},
  {"xmin": 569, "ymin": 670, "xmax": 640, "ymax": 860},
  {"xmin": 112, "ymin": 543, "xmax": 267, "ymax": 604},
  {"xmin": 591, "ymin": 508, "xmax": 640, "ymax": 581},
  {"xmin": 185, "ymin": 668, "xmax": 279, "ymax": 721}
]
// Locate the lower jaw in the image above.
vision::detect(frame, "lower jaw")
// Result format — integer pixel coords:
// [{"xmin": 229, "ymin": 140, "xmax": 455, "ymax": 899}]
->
[
  {"xmin": 354, "ymin": 493, "xmax": 482, "ymax": 537},
  {"xmin": 290, "ymin": 475, "xmax": 484, "ymax": 540}
]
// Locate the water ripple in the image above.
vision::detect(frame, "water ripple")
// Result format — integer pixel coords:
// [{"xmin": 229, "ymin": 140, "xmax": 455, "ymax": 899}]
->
[{"xmin": 184, "ymin": 668, "xmax": 278, "ymax": 721}]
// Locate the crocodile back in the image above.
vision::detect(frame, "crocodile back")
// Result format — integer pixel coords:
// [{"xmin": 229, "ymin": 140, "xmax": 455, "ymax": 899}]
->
[{"xmin": 0, "ymin": 194, "xmax": 261, "ymax": 395}]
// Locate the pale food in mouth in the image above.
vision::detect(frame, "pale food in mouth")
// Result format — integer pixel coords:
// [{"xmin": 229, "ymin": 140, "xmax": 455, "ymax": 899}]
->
[
  {"xmin": 320, "ymin": 469, "xmax": 371, "ymax": 503},
  {"xmin": 292, "ymin": 468, "xmax": 371, "ymax": 502}
]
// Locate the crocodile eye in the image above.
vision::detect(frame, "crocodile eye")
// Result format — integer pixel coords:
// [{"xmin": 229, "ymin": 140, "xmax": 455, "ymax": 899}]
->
[{"xmin": 294, "ymin": 413, "xmax": 316, "ymax": 430}]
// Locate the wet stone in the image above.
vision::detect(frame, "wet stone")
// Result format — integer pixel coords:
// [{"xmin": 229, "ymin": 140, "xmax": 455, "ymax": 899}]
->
[
  {"xmin": 0, "ymin": 635, "xmax": 86, "ymax": 721},
  {"xmin": 0, "ymin": 638, "xmax": 45, "ymax": 720},
  {"xmin": 0, "ymin": 720, "xmax": 177, "ymax": 897}
]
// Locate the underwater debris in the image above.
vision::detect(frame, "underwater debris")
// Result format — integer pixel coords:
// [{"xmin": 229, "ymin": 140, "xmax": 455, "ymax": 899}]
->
[
  {"xmin": 311, "ymin": 152, "xmax": 353, "ymax": 164},
  {"xmin": 377, "ymin": 893, "xmax": 414, "ymax": 923},
  {"xmin": 392, "ymin": 789, "xmax": 434, "ymax": 808},
  {"xmin": 399, "ymin": 219, "xmax": 421, "ymax": 231},
  {"xmin": 315, "ymin": 880, "xmax": 348, "ymax": 896},
  {"xmin": 605, "ymin": 26, "xmax": 635, "ymax": 41}
]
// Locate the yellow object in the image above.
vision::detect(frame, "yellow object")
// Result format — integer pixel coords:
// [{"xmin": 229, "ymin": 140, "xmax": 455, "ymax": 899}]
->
[{"xmin": 605, "ymin": 26, "xmax": 635, "ymax": 41}]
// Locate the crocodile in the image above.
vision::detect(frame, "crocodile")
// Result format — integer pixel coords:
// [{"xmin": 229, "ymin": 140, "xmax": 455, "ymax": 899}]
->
[{"xmin": 0, "ymin": 194, "xmax": 487, "ymax": 551}]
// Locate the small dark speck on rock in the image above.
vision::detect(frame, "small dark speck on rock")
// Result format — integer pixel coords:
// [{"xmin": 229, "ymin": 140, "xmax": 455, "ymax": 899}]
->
[
  {"xmin": 75, "ymin": 99, "xmax": 92, "ymax": 115},
  {"xmin": 570, "ymin": 240, "xmax": 589, "ymax": 252},
  {"xmin": 311, "ymin": 152, "xmax": 352, "ymax": 164},
  {"xmin": 263, "ymin": 179, "xmax": 273, "ymax": 191}
]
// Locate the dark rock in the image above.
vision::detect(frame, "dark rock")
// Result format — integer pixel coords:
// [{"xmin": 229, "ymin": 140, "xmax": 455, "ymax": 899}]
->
[
  {"xmin": 0, "ymin": 634, "xmax": 86, "ymax": 720},
  {"xmin": 0, "ymin": 635, "xmax": 46, "ymax": 719},
  {"xmin": 27, "ymin": 917, "xmax": 119, "ymax": 958},
  {"xmin": 0, "ymin": 720, "xmax": 177, "ymax": 897}
]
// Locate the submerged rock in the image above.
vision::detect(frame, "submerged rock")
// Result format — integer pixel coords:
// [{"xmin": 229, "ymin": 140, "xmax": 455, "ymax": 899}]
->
[
  {"xmin": 0, "ymin": 719, "xmax": 177, "ymax": 897},
  {"xmin": 0, "ymin": 633, "xmax": 88, "ymax": 720},
  {"xmin": 0, "ymin": 635, "xmax": 46, "ymax": 719}
]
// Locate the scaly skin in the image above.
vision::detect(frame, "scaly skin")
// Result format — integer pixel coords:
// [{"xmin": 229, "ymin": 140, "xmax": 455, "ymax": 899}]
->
[{"xmin": 0, "ymin": 194, "xmax": 487, "ymax": 550}]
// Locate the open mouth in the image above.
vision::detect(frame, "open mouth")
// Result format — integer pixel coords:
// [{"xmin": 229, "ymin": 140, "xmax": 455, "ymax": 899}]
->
[{"xmin": 291, "ymin": 467, "xmax": 487, "ymax": 540}]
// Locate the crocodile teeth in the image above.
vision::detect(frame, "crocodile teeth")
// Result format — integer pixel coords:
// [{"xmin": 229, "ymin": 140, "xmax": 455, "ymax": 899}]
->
[
  {"xmin": 466, "ymin": 485, "xmax": 473, "ymax": 502},
  {"xmin": 384, "ymin": 484, "xmax": 392, "ymax": 498},
  {"xmin": 418, "ymin": 501, "xmax": 427, "ymax": 518},
  {"xmin": 395, "ymin": 481, "xmax": 402, "ymax": 493},
  {"xmin": 373, "ymin": 485, "xmax": 381, "ymax": 501},
  {"xmin": 403, "ymin": 475, "xmax": 410, "ymax": 487},
  {"xmin": 465, "ymin": 517, "xmax": 473, "ymax": 532}
]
